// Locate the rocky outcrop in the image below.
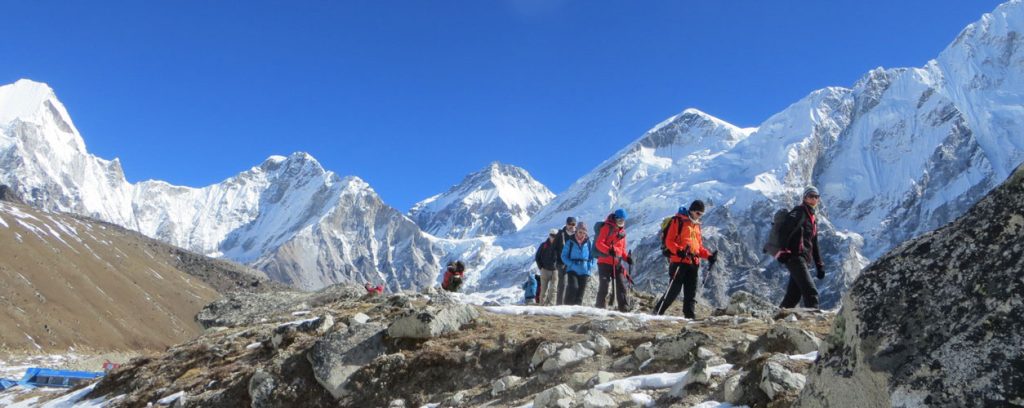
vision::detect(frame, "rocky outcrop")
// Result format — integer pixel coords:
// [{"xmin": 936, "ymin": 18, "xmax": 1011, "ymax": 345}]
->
[
  {"xmin": 797, "ymin": 164, "xmax": 1024, "ymax": 407},
  {"xmin": 386, "ymin": 303, "xmax": 479, "ymax": 339},
  {"xmin": 307, "ymin": 322, "xmax": 387, "ymax": 398}
]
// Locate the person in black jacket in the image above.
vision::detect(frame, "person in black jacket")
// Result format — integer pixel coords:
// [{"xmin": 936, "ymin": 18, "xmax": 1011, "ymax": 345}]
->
[
  {"xmin": 552, "ymin": 217, "xmax": 577, "ymax": 305},
  {"xmin": 778, "ymin": 186, "xmax": 826, "ymax": 309},
  {"xmin": 535, "ymin": 229, "xmax": 561, "ymax": 305}
]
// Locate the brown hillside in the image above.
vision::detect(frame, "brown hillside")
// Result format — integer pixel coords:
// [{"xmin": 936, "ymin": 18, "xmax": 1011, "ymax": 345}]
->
[{"xmin": 0, "ymin": 200, "xmax": 276, "ymax": 353}]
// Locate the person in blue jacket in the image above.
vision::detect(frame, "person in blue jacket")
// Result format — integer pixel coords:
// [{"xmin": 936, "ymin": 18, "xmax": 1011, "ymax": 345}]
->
[
  {"xmin": 522, "ymin": 272, "xmax": 539, "ymax": 304},
  {"xmin": 561, "ymin": 223, "xmax": 595, "ymax": 305}
]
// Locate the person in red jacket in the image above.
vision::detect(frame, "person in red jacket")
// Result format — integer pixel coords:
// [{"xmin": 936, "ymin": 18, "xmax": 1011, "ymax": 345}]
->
[
  {"xmin": 442, "ymin": 261, "xmax": 466, "ymax": 292},
  {"xmin": 594, "ymin": 208, "xmax": 631, "ymax": 312},
  {"xmin": 653, "ymin": 201, "xmax": 718, "ymax": 318}
]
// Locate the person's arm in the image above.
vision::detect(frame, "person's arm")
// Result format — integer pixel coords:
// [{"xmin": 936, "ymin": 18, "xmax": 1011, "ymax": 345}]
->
[
  {"xmin": 812, "ymin": 234, "xmax": 823, "ymax": 267},
  {"xmin": 561, "ymin": 242, "xmax": 572, "ymax": 267},
  {"xmin": 535, "ymin": 243, "xmax": 544, "ymax": 269}
]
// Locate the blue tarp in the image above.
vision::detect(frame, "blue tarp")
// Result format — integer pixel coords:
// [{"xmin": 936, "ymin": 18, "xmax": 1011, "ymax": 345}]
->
[
  {"xmin": 0, "ymin": 378, "xmax": 18, "ymax": 390},
  {"xmin": 17, "ymin": 368, "xmax": 103, "ymax": 388}
]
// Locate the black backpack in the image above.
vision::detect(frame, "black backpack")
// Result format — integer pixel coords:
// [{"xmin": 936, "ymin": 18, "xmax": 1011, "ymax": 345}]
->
[
  {"xmin": 764, "ymin": 208, "xmax": 805, "ymax": 258},
  {"xmin": 659, "ymin": 216, "xmax": 685, "ymax": 258}
]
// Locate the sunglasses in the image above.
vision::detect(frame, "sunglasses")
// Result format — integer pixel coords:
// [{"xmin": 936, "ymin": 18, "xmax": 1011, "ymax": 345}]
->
[{"xmin": 807, "ymin": 194, "xmax": 820, "ymax": 199}]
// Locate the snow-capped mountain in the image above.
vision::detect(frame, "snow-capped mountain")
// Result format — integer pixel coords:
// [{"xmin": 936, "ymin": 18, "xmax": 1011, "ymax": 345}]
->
[
  {"xmin": 409, "ymin": 161, "xmax": 554, "ymax": 239},
  {"xmin": 0, "ymin": 82, "xmax": 444, "ymax": 290},
  {"xmin": 476, "ymin": 0, "xmax": 1024, "ymax": 307}
]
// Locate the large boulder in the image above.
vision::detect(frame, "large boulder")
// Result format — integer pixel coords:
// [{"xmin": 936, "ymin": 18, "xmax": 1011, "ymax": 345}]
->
[
  {"xmin": 534, "ymin": 384, "xmax": 576, "ymax": 408},
  {"xmin": 797, "ymin": 164, "xmax": 1024, "ymax": 407},
  {"xmin": 760, "ymin": 357, "xmax": 806, "ymax": 400},
  {"xmin": 386, "ymin": 304, "xmax": 479, "ymax": 339},
  {"xmin": 307, "ymin": 322, "xmax": 388, "ymax": 398},
  {"xmin": 752, "ymin": 324, "xmax": 822, "ymax": 355},
  {"xmin": 722, "ymin": 290, "xmax": 779, "ymax": 318},
  {"xmin": 652, "ymin": 329, "xmax": 713, "ymax": 363}
]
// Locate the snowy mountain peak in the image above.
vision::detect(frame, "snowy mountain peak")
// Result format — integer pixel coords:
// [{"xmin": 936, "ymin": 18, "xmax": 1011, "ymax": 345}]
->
[{"xmin": 409, "ymin": 162, "xmax": 554, "ymax": 239}]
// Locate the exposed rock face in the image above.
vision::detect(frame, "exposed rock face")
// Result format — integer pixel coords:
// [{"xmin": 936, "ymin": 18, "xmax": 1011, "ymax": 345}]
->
[
  {"xmin": 797, "ymin": 164, "xmax": 1024, "ymax": 407},
  {"xmin": 307, "ymin": 322, "xmax": 387, "ymax": 399},
  {"xmin": 196, "ymin": 284, "xmax": 365, "ymax": 329},
  {"xmin": 752, "ymin": 325, "xmax": 822, "ymax": 355},
  {"xmin": 386, "ymin": 303, "xmax": 479, "ymax": 339}
]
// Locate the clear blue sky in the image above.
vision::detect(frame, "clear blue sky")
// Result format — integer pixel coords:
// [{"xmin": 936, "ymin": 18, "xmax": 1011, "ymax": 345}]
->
[{"xmin": 0, "ymin": 1, "xmax": 1005, "ymax": 211}]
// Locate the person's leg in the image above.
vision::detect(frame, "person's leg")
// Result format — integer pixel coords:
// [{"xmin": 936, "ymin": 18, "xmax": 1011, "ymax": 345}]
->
[
  {"xmin": 539, "ymin": 269, "xmax": 554, "ymax": 305},
  {"xmin": 779, "ymin": 258, "xmax": 805, "ymax": 308},
  {"xmin": 556, "ymin": 266, "xmax": 568, "ymax": 305},
  {"xmin": 680, "ymin": 263, "xmax": 700, "ymax": 319},
  {"xmin": 573, "ymin": 275, "xmax": 589, "ymax": 305},
  {"xmin": 614, "ymin": 267, "xmax": 629, "ymax": 312},
  {"xmin": 595, "ymin": 263, "xmax": 613, "ymax": 309},
  {"xmin": 789, "ymin": 258, "xmax": 820, "ymax": 308},
  {"xmin": 656, "ymin": 263, "xmax": 686, "ymax": 315},
  {"xmin": 564, "ymin": 272, "xmax": 578, "ymax": 306}
]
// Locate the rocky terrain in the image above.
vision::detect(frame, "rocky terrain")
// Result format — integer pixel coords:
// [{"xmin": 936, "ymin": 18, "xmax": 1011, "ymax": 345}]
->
[{"xmin": 0, "ymin": 284, "xmax": 833, "ymax": 407}]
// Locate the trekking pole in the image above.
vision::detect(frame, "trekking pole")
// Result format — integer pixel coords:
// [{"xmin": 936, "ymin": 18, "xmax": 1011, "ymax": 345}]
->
[{"xmin": 701, "ymin": 250, "xmax": 719, "ymax": 287}]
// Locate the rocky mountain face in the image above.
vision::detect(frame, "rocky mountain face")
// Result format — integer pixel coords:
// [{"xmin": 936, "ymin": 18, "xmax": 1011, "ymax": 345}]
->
[
  {"xmin": 409, "ymin": 161, "xmax": 554, "ymax": 239},
  {"xmin": 796, "ymin": 163, "xmax": 1024, "ymax": 407},
  {"xmin": 0, "ymin": 81, "xmax": 445, "ymax": 291},
  {"xmin": 0, "ymin": 198, "xmax": 277, "ymax": 352}
]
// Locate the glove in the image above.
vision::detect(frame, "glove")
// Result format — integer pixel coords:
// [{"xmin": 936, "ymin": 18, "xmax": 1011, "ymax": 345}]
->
[
  {"xmin": 626, "ymin": 256, "xmax": 634, "ymax": 266},
  {"xmin": 707, "ymin": 251, "xmax": 718, "ymax": 267},
  {"xmin": 676, "ymin": 249, "xmax": 688, "ymax": 259},
  {"xmin": 816, "ymin": 264, "xmax": 825, "ymax": 280},
  {"xmin": 608, "ymin": 247, "xmax": 617, "ymax": 257},
  {"xmin": 777, "ymin": 252, "xmax": 791, "ymax": 264}
]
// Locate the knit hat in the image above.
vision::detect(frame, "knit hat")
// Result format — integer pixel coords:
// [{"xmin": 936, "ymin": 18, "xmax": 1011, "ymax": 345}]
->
[
  {"xmin": 549, "ymin": 228, "xmax": 559, "ymax": 236},
  {"xmin": 803, "ymin": 186, "xmax": 820, "ymax": 198},
  {"xmin": 566, "ymin": 216, "xmax": 577, "ymax": 225},
  {"xmin": 613, "ymin": 209, "xmax": 627, "ymax": 220},
  {"xmin": 678, "ymin": 205, "xmax": 688, "ymax": 215},
  {"xmin": 689, "ymin": 200, "xmax": 705, "ymax": 213}
]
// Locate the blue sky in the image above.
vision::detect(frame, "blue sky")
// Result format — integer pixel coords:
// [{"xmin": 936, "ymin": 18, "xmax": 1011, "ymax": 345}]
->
[{"xmin": 0, "ymin": 0, "xmax": 1005, "ymax": 211}]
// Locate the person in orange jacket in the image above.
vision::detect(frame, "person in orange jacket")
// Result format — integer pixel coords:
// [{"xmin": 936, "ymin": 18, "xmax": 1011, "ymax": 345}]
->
[
  {"xmin": 594, "ymin": 209, "xmax": 631, "ymax": 312},
  {"xmin": 653, "ymin": 201, "xmax": 718, "ymax": 318}
]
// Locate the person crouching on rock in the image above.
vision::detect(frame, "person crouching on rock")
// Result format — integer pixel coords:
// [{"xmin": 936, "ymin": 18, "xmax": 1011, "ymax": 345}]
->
[
  {"xmin": 522, "ymin": 272, "xmax": 539, "ymax": 304},
  {"xmin": 442, "ymin": 261, "xmax": 466, "ymax": 292},
  {"xmin": 561, "ymin": 223, "xmax": 595, "ymax": 306},
  {"xmin": 778, "ymin": 187, "xmax": 826, "ymax": 309}
]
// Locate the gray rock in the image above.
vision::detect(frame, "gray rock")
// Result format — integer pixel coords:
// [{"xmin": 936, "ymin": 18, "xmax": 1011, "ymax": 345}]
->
[
  {"xmin": 633, "ymin": 342, "xmax": 654, "ymax": 362},
  {"xmin": 541, "ymin": 344, "xmax": 595, "ymax": 372},
  {"xmin": 307, "ymin": 322, "xmax": 387, "ymax": 398},
  {"xmin": 534, "ymin": 384, "xmax": 576, "ymax": 408},
  {"xmin": 248, "ymin": 371, "xmax": 275, "ymax": 408},
  {"xmin": 580, "ymin": 389, "xmax": 616, "ymax": 408},
  {"xmin": 723, "ymin": 291, "xmax": 779, "ymax": 318},
  {"xmin": 271, "ymin": 315, "xmax": 334, "ymax": 349},
  {"xmin": 593, "ymin": 371, "xmax": 616, "ymax": 386},
  {"xmin": 752, "ymin": 325, "xmax": 821, "ymax": 355},
  {"xmin": 386, "ymin": 304, "xmax": 478, "ymax": 339},
  {"xmin": 722, "ymin": 373, "xmax": 743, "ymax": 403},
  {"xmin": 652, "ymin": 330, "xmax": 712, "ymax": 362},
  {"xmin": 581, "ymin": 332, "xmax": 612, "ymax": 354},
  {"xmin": 388, "ymin": 399, "xmax": 406, "ymax": 408},
  {"xmin": 350, "ymin": 313, "xmax": 370, "ymax": 325},
  {"xmin": 611, "ymin": 355, "xmax": 636, "ymax": 371},
  {"xmin": 760, "ymin": 359, "xmax": 806, "ymax": 400},
  {"xmin": 568, "ymin": 372, "xmax": 594, "ymax": 389},
  {"xmin": 531, "ymin": 342, "xmax": 562, "ymax": 368},
  {"xmin": 797, "ymin": 165, "xmax": 1024, "ymax": 407},
  {"xmin": 696, "ymin": 347, "xmax": 715, "ymax": 361},
  {"xmin": 491, "ymin": 375, "xmax": 522, "ymax": 396},
  {"xmin": 573, "ymin": 317, "xmax": 645, "ymax": 333},
  {"xmin": 685, "ymin": 359, "xmax": 711, "ymax": 386}
]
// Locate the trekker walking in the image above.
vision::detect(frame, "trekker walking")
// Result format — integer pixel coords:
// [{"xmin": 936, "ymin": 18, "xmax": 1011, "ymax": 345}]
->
[
  {"xmin": 535, "ymin": 229, "xmax": 561, "ymax": 305},
  {"xmin": 561, "ymin": 224, "xmax": 595, "ymax": 305},
  {"xmin": 552, "ymin": 217, "xmax": 577, "ymax": 305},
  {"xmin": 778, "ymin": 187, "xmax": 826, "ymax": 309},
  {"xmin": 653, "ymin": 201, "xmax": 718, "ymax": 318},
  {"xmin": 595, "ymin": 209, "xmax": 632, "ymax": 312},
  {"xmin": 441, "ymin": 261, "xmax": 466, "ymax": 292}
]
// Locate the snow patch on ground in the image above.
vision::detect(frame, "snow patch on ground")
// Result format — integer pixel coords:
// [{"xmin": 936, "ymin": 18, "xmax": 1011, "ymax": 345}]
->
[{"xmin": 485, "ymin": 305, "xmax": 690, "ymax": 323}]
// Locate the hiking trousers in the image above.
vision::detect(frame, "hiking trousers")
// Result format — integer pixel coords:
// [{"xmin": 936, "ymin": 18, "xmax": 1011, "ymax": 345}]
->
[
  {"xmin": 654, "ymin": 262, "xmax": 699, "ymax": 318},
  {"xmin": 780, "ymin": 257, "xmax": 819, "ymax": 308},
  {"xmin": 538, "ymin": 268, "xmax": 557, "ymax": 305},
  {"xmin": 556, "ymin": 264, "xmax": 568, "ymax": 305},
  {"xmin": 564, "ymin": 272, "xmax": 589, "ymax": 305},
  {"xmin": 596, "ymin": 263, "xmax": 628, "ymax": 312}
]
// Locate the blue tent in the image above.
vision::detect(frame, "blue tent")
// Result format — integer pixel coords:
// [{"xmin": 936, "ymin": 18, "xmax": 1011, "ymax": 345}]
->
[
  {"xmin": 17, "ymin": 368, "xmax": 103, "ymax": 388},
  {"xmin": 0, "ymin": 378, "xmax": 18, "ymax": 390}
]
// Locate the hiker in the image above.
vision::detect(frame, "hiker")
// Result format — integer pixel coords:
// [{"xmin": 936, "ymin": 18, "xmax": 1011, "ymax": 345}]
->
[
  {"xmin": 594, "ymin": 209, "xmax": 632, "ymax": 312},
  {"xmin": 552, "ymin": 217, "xmax": 577, "ymax": 305},
  {"xmin": 653, "ymin": 201, "xmax": 718, "ymax": 318},
  {"xmin": 561, "ymin": 223, "xmax": 595, "ymax": 305},
  {"xmin": 522, "ymin": 272, "xmax": 539, "ymax": 304},
  {"xmin": 535, "ymin": 229, "xmax": 561, "ymax": 305},
  {"xmin": 441, "ymin": 261, "xmax": 466, "ymax": 292},
  {"xmin": 364, "ymin": 282, "xmax": 384, "ymax": 296},
  {"xmin": 778, "ymin": 187, "xmax": 826, "ymax": 309}
]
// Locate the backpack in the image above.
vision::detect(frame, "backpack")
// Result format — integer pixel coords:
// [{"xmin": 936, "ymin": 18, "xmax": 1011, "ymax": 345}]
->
[
  {"xmin": 592, "ymin": 221, "xmax": 608, "ymax": 257},
  {"xmin": 659, "ymin": 215, "xmax": 686, "ymax": 258},
  {"xmin": 764, "ymin": 208, "xmax": 804, "ymax": 258}
]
